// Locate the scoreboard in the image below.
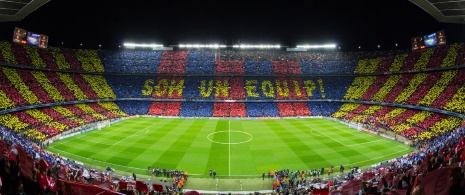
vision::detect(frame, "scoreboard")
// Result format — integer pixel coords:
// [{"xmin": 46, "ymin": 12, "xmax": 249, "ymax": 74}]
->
[
  {"xmin": 411, "ymin": 30, "xmax": 446, "ymax": 51},
  {"xmin": 13, "ymin": 27, "xmax": 49, "ymax": 49}
]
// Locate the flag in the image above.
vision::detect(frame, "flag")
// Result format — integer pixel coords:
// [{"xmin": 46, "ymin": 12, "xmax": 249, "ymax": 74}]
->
[
  {"xmin": 118, "ymin": 181, "xmax": 127, "ymax": 190},
  {"xmin": 341, "ymin": 179, "xmax": 362, "ymax": 195},
  {"xmin": 312, "ymin": 188, "xmax": 329, "ymax": 195},
  {"xmin": 455, "ymin": 136, "xmax": 465, "ymax": 153},
  {"xmin": 135, "ymin": 181, "xmax": 149, "ymax": 193},
  {"xmin": 12, "ymin": 144, "xmax": 34, "ymax": 179},
  {"xmin": 152, "ymin": 184, "xmax": 163, "ymax": 192},
  {"xmin": 328, "ymin": 190, "xmax": 341, "ymax": 195},
  {"xmin": 39, "ymin": 158, "xmax": 51, "ymax": 172},
  {"xmin": 438, "ymin": 146, "xmax": 447, "ymax": 157},
  {"xmin": 185, "ymin": 190, "xmax": 202, "ymax": 195},
  {"xmin": 92, "ymin": 180, "xmax": 112, "ymax": 190},
  {"xmin": 385, "ymin": 189, "xmax": 407, "ymax": 195},
  {"xmin": 420, "ymin": 168, "xmax": 451, "ymax": 195},
  {"xmin": 38, "ymin": 173, "xmax": 58, "ymax": 192},
  {"xmin": 361, "ymin": 172, "xmax": 375, "ymax": 181},
  {"xmin": 60, "ymin": 179, "xmax": 123, "ymax": 195},
  {"xmin": 460, "ymin": 148, "xmax": 465, "ymax": 162},
  {"xmin": 419, "ymin": 154, "xmax": 431, "ymax": 171}
]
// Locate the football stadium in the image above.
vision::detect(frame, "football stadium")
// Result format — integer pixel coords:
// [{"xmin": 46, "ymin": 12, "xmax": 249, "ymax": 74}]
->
[{"xmin": 1, "ymin": 0, "xmax": 465, "ymax": 194}]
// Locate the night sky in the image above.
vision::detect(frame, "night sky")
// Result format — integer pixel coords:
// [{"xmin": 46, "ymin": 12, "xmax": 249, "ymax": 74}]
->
[{"xmin": 2, "ymin": 0, "xmax": 465, "ymax": 51}]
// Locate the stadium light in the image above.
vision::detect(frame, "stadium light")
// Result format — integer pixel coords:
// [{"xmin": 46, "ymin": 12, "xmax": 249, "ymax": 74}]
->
[
  {"xmin": 123, "ymin": 43, "xmax": 164, "ymax": 48},
  {"xmin": 295, "ymin": 44, "xmax": 336, "ymax": 49},
  {"xmin": 232, "ymin": 44, "xmax": 281, "ymax": 49},
  {"xmin": 179, "ymin": 44, "xmax": 226, "ymax": 49}
]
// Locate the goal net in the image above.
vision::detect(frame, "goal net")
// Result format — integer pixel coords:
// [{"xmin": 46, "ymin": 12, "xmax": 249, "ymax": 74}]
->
[{"xmin": 96, "ymin": 120, "xmax": 111, "ymax": 130}]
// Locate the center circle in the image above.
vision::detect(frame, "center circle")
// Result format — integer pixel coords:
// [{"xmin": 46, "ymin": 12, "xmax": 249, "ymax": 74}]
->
[{"xmin": 207, "ymin": 131, "xmax": 253, "ymax": 144}]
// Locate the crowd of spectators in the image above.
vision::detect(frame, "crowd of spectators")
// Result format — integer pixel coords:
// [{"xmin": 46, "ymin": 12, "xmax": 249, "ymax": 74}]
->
[
  {"xmin": 3, "ymin": 41, "xmax": 465, "ymax": 77},
  {"xmin": 0, "ymin": 126, "xmax": 188, "ymax": 194},
  {"xmin": 266, "ymin": 127, "xmax": 465, "ymax": 195},
  {"xmin": 3, "ymin": 116, "xmax": 465, "ymax": 194}
]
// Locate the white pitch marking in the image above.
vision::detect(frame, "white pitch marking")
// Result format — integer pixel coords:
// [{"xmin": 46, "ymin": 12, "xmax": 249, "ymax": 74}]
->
[{"xmin": 228, "ymin": 120, "xmax": 231, "ymax": 176}]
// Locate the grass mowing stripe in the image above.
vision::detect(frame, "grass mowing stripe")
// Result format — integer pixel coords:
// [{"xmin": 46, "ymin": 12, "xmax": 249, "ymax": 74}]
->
[
  {"xmin": 153, "ymin": 119, "xmax": 201, "ymax": 169},
  {"xmin": 205, "ymin": 120, "xmax": 229, "ymax": 177},
  {"xmin": 264, "ymin": 120, "xmax": 327, "ymax": 169},
  {"xmin": 47, "ymin": 117, "xmax": 413, "ymax": 178}
]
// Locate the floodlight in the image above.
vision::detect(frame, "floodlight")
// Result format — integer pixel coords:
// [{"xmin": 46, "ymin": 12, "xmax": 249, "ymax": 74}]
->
[
  {"xmin": 123, "ymin": 43, "xmax": 164, "ymax": 48},
  {"xmin": 296, "ymin": 44, "xmax": 336, "ymax": 49}
]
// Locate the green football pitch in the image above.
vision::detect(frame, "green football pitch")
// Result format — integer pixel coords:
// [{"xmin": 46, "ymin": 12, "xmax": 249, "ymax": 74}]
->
[{"xmin": 46, "ymin": 117, "xmax": 413, "ymax": 178}]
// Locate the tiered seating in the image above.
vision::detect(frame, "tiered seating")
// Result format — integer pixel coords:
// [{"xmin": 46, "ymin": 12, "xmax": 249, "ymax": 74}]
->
[
  {"xmin": 70, "ymin": 74, "xmax": 99, "ymax": 99},
  {"xmin": 343, "ymin": 76, "xmax": 377, "ymax": 100},
  {"xmin": 230, "ymin": 78, "xmax": 246, "ymax": 100},
  {"xmin": 274, "ymin": 78, "xmax": 308, "ymax": 100},
  {"xmin": 11, "ymin": 43, "xmax": 32, "ymax": 66},
  {"xmin": 262, "ymin": 103, "xmax": 280, "ymax": 117},
  {"xmin": 212, "ymin": 103, "xmax": 229, "ymax": 117},
  {"xmin": 276, "ymin": 103, "xmax": 296, "ymax": 117},
  {"xmin": 0, "ymin": 41, "xmax": 18, "ymax": 64},
  {"xmin": 353, "ymin": 58, "xmax": 382, "ymax": 74},
  {"xmin": 37, "ymin": 47, "xmax": 59, "ymax": 69},
  {"xmin": 370, "ymin": 75, "xmax": 402, "ymax": 102},
  {"xmin": 441, "ymin": 43, "xmax": 463, "ymax": 67},
  {"xmin": 212, "ymin": 103, "xmax": 247, "ymax": 117},
  {"xmin": 150, "ymin": 77, "xmax": 185, "ymax": 99},
  {"xmin": 307, "ymin": 102, "xmax": 342, "ymax": 116},
  {"xmin": 87, "ymin": 103, "xmax": 118, "ymax": 119},
  {"xmin": 25, "ymin": 45, "xmax": 48, "ymax": 68},
  {"xmin": 215, "ymin": 60, "xmax": 244, "ymax": 74},
  {"xmin": 52, "ymin": 106, "xmax": 87, "ymax": 125},
  {"xmin": 16, "ymin": 68, "xmax": 54, "ymax": 103},
  {"xmin": 49, "ymin": 47, "xmax": 70, "ymax": 70},
  {"xmin": 417, "ymin": 70, "xmax": 457, "ymax": 107},
  {"xmin": 99, "ymin": 50, "xmax": 162, "ymax": 73},
  {"xmin": 456, "ymin": 43, "xmax": 465, "ymax": 65},
  {"xmin": 179, "ymin": 102, "xmax": 213, "ymax": 117},
  {"xmin": 400, "ymin": 51, "xmax": 421, "ymax": 71},
  {"xmin": 157, "ymin": 51, "xmax": 188, "ymax": 74},
  {"xmin": 60, "ymin": 48, "xmax": 83, "ymax": 71},
  {"xmin": 426, "ymin": 47, "xmax": 448, "ymax": 68},
  {"xmin": 44, "ymin": 71, "xmax": 76, "ymax": 101},
  {"xmin": 359, "ymin": 76, "xmax": 390, "ymax": 101},
  {"xmin": 413, "ymin": 49, "xmax": 434, "ymax": 70},
  {"xmin": 74, "ymin": 49, "xmax": 105, "ymax": 72},
  {"xmin": 245, "ymin": 103, "xmax": 263, "ymax": 117},
  {"xmin": 244, "ymin": 61, "xmax": 273, "ymax": 75},
  {"xmin": 230, "ymin": 103, "xmax": 246, "ymax": 117},
  {"xmin": 0, "ymin": 69, "xmax": 28, "ymax": 107},
  {"xmin": 147, "ymin": 102, "xmax": 182, "ymax": 116},
  {"xmin": 115, "ymin": 101, "xmax": 151, "ymax": 115},
  {"xmin": 2, "ymin": 67, "xmax": 41, "ymax": 105},
  {"xmin": 213, "ymin": 77, "xmax": 230, "ymax": 100},
  {"xmin": 405, "ymin": 72, "xmax": 441, "ymax": 105},
  {"xmin": 272, "ymin": 61, "xmax": 301, "ymax": 74},
  {"xmin": 388, "ymin": 54, "xmax": 407, "ymax": 72},
  {"xmin": 300, "ymin": 61, "xmax": 357, "ymax": 75},
  {"xmin": 185, "ymin": 51, "xmax": 215, "ymax": 74}
]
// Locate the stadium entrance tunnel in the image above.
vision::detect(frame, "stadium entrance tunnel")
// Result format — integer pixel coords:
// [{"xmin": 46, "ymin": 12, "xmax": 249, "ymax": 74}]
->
[{"xmin": 207, "ymin": 131, "xmax": 253, "ymax": 144}]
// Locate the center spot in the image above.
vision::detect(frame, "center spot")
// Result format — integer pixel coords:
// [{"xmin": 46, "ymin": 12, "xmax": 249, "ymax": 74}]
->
[{"xmin": 207, "ymin": 131, "xmax": 253, "ymax": 145}]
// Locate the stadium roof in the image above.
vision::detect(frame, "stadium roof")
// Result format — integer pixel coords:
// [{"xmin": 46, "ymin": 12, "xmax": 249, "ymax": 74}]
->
[
  {"xmin": 410, "ymin": 0, "xmax": 465, "ymax": 24},
  {"xmin": 0, "ymin": 0, "xmax": 49, "ymax": 22}
]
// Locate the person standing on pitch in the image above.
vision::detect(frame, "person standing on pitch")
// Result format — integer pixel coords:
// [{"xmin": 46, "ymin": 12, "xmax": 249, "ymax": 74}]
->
[
  {"xmin": 262, "ymin": 172, "xmax": 265, "ymax": 180},
  {"xmin": 209, "ymin": 169, "xmax": 212, "ymax": 177},
  {"xmin": 133, "ymin": 172, "xmax": 137, "ymax": 181}
]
